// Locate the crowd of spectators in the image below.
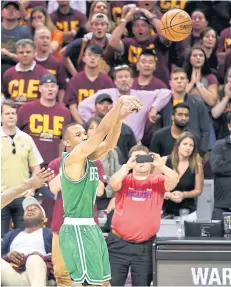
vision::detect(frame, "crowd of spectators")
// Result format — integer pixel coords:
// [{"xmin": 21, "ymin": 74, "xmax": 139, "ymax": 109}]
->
[{"xmin": 1, "ymin": 0, "xmax": 231, "ymax": 286}]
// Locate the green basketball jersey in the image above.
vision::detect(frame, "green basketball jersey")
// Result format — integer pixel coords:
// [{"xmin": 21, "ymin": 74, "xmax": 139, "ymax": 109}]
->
[{"xmin": 60, "ymin": 152, "xmax": 99, "ymax": 218}]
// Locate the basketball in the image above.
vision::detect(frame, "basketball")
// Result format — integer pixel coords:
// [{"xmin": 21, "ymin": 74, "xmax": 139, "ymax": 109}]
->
[{"xmin": 160, "ymin": 9, "xmax": 192, "ymax": 42}]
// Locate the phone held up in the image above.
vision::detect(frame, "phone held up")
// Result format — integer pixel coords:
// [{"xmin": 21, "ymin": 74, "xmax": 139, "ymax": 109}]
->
[{"xmin": 136, "ymin": 154, "xmax": 154, "ymax": 163}]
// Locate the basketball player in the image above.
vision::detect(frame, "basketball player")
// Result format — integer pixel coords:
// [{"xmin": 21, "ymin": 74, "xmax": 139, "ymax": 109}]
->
[{"xmin": 49, "ymin": 95, "xmax": 142, "ymax": 286}]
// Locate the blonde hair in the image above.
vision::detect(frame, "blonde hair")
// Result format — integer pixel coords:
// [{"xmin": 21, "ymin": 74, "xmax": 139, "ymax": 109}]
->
[
  {"xmin": 171, "ymin": 131, "xmax": 198, "ymax": 173},
  {"xmin": 86, "ymin": 0, "xmax": 114, "ymax": 32}
]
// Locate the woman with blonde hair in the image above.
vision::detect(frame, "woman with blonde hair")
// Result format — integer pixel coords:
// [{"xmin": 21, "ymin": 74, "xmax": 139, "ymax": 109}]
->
[
  {"xmin": 162, "ymin": 131, "xmax": 204, "ymax": 216},
  {"xmin": 28, "ymin": 6, "xmax": 63, "ymax": 56},
  {"xmin": 86, "ymin": 0, "xmax": 115, "ymax": 33}
]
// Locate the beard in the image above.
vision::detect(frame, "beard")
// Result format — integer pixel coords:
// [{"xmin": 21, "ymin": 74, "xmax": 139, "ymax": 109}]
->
[
  {"xmin": 174, "ymin": 119, "xmax": 188, "ymax": 129},
  {"xmin": 24, "ymin": 217, "xmax": 44, "ymax": 228},
  {"xmin": 118, "ymin": 85, "xmax": 130, "ymax": 93}
]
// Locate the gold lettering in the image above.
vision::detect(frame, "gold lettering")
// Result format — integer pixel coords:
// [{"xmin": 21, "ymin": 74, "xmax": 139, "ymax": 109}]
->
[
  {"xmin": 224, "ymin": 38, "xmax": 231, "ymax": 51},
  {"xmin": 128, "ymin": 46, "xmax": 143, "ymax": 64},
  {"xmin": 53, "ymin": 116, "xmax": 64, "ymax": 136},
  {"xmin": 112, "ymin": 7, "xmax": 122, "ymax": 25},
  {"xmin": 48, "ymin": 69, "xmax": 56, "ymax": 76},
  {"xmin": 29, "ymin": 114, "xmax": 65, "ymax": 136},
  {"xmin": 8, "ymin": 80, "xmax": 19, "ymax": 98},
  {"xmin": 70, "ymin": 20, "xmax": 79, "ymax": 31},
  {"xmin": 30, "ymin": 114, "xmax": 43, "ymax": 134},
  {"xmin": 78, "ymin": 89, "xmax": 95, "ymax": 103},
  {"xmin": 27, "ymin": 80, "xmax": 39, "ymax": 99}
]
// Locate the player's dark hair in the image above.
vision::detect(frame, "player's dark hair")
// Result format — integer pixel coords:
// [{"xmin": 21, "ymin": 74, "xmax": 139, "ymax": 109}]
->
[
  {"xmin": 172, "ymin": 103, "xmax": 190, "ymax": 115},
  {"xmin": 61, "ymin": 123, "xmax": 79, "ymax": 140},
  {"xmin": 128, "ymin": 145, "xmax": 149, "ymax": 158}
]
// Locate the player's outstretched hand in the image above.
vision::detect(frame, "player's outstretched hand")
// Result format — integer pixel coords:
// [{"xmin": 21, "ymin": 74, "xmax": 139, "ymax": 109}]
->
[
  {"xmin": 27, "ymin": 168, "xmax": 55, "ymax": 189},
  {"xmin": 118, "ymin": 95, "xmax": 143, "ymax": 120}
]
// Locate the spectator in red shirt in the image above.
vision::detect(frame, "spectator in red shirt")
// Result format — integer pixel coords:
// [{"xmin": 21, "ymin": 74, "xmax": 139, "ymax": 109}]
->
[{"xmin": 108, "ymin": 145, "xmax": 179, "ymax": 286}]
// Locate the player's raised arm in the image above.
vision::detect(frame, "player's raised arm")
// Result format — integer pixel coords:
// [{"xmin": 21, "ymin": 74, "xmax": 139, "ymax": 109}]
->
[{"xmin": 90, "ymin": 97, "xmax": 143, "ymax": 160}]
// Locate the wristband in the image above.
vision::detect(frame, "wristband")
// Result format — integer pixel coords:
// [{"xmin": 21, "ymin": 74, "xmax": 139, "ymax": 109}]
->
[{"xmin": 196, "ymin": 82, "xmax": 204, "ymax": 89}]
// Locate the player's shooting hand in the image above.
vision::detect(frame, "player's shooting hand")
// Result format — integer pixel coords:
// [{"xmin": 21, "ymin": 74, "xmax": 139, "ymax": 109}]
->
[{"xmin": 7, "ymin": 251, "xmax": 24, "ymax": 265}]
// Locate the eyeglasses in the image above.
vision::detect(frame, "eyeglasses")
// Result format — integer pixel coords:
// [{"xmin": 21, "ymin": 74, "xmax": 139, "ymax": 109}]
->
[
  {"xmin": 12, "ymin": 141, "xmax": 16, "ymax": 154},
  {"xmin": 114, "ymin": 65, "xmax": 131, "ymax": 72}
]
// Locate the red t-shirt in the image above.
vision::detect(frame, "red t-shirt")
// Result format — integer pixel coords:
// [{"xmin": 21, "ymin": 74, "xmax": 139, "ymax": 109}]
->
[
  {"xmin": 111, "ymin": 173, "xmax": 166, "ymax": 242},
  {"xmin": 50, "ymin": 158, "xmax": 107, "ymax": 233},
  {"xmin": 17, "ymin": 99, "xmax": 71, "ymax": 166}
]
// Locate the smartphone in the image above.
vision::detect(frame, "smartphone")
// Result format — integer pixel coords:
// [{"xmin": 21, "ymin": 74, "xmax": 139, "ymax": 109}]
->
[{"xmin": 136, "ymin": 154, "xmax": 154, "ymax": 163}]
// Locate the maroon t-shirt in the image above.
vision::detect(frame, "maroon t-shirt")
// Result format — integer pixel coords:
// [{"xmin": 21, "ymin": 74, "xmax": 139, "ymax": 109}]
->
[
  {"xmin": 122, "ymin": 35, "xmax": 170, "ymax": 86},
  {"xmin": 50, "ymin": 158, "xmax": 107, "ymax": 233},
  {"xmin": 110, "ymin": 1, "xmax": 136, "ymax": 24},
  {"xmin": 132, "ymin": 76, "xmax": 167, "ymax": 90},
  {"xmin": 218, "ymin": 27, "xmax": 231, "ymax": 52},
  {"xmin": 35, "ymin": 55, "xmax": 68, "ymax": 90},
  {"xmin": 64, "ymin": 70, "xmax": 114, "ymax": 106},
  {"xmin": 225, "ymin": 50, "xmax": 231, "ymax": 74},
  {"xmin": 50, "ymin": 8, "xmax": 87, "ymax": 35},
  {"xmin": 17, "ymin": 99, "xmax": 71, "ymax": 166},
  {"xmin": 2, "ymin": 64, "xmax": 48, "ymax": 104}
]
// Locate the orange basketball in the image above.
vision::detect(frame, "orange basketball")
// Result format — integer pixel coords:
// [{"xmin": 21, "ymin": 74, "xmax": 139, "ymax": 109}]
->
[{"xmin": 160, "ymin": 9, "xmax": 192, "ymax": 42}]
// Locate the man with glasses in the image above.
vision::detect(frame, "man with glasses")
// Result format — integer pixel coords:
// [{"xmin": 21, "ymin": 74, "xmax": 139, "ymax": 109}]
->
[
  {"xmin": 79, "ymin": 64, "xmax": 172, "ymax": 143},
  {"xmin": 1, "ymin": 100, "xmax": 43, "ymax": 238}
]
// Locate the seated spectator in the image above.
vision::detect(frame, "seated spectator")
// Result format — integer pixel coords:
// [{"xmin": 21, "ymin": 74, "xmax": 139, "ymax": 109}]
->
[
  {"xmin": 2, "ymin": 39, "xmax": 48, "ymax": 105},
  {"xmin": 1, "ymin": 197, "xmax": 53, "ymax": 286},
  {"xmin": 94, "ymin": 93, "xmax": 137, "ymax": 162},
  {"xmin": 28, "ymin": 6, "xmax": 63, "ymax": 55},
  {"xmin": 17, "ymin": 74, "xmax": 71, "ymax": 168},
  {"xmin": 159, "ymin": 68, "xmax": 210, "ymax": 157},
  {"xmin": 173, "ymin": 10, "xmax": 208, "ymax": 67},
  {"xmin": 50, "ymin": 0, "xmax": 87, "ymax": 45},
  {"xmin": 78, "ymin": 65, "xmax": 172, "ymax": 142},
  {"xmin": 34, "ymin": 27, "xmax": 69, "ymax": 104},
  {"xmin": 184, "ymin": 46, "xmax": 219, "ymax": 107},
  {"xmin": 132, "ymin": 49, "xmax": 167, "ymax": 90},
  {"xmin": 200, "ymin": 27, "xmax": 219, "ymax": 78},
  {"xmin": 184, "ymin": 1, "xmax": 231, "ymax": 35},
  {"xmin": 211, "ymin": 112, "xmax": 231, "ymax": 220},
  {"xmin": 162, "ymin": 131, "xmax": 203, "ymax": 216},
  {"xmin": 61, "ymin": 13, "xmax": 114, "ymax": 76},
  {"xmin": 109, "ymin": 7, "xmax": 171, "ymax": 85},
  {"xmin": 64, "ymin": 44, "xmax": 114, "ymax": 124},
  {"xmin": 212, "ymin": 67, "xmax": 231, "ymax": 139},
  {"xmin": 150, "ymin": 103, "xmax": 193, "ymax": 156},
  {"xmin": 108, "ymin": 145, "xmax": 179, "ymax": 286},
  {"xmin": 1, "ymin": 1, "xmax": 31, "ymax": 77}
]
